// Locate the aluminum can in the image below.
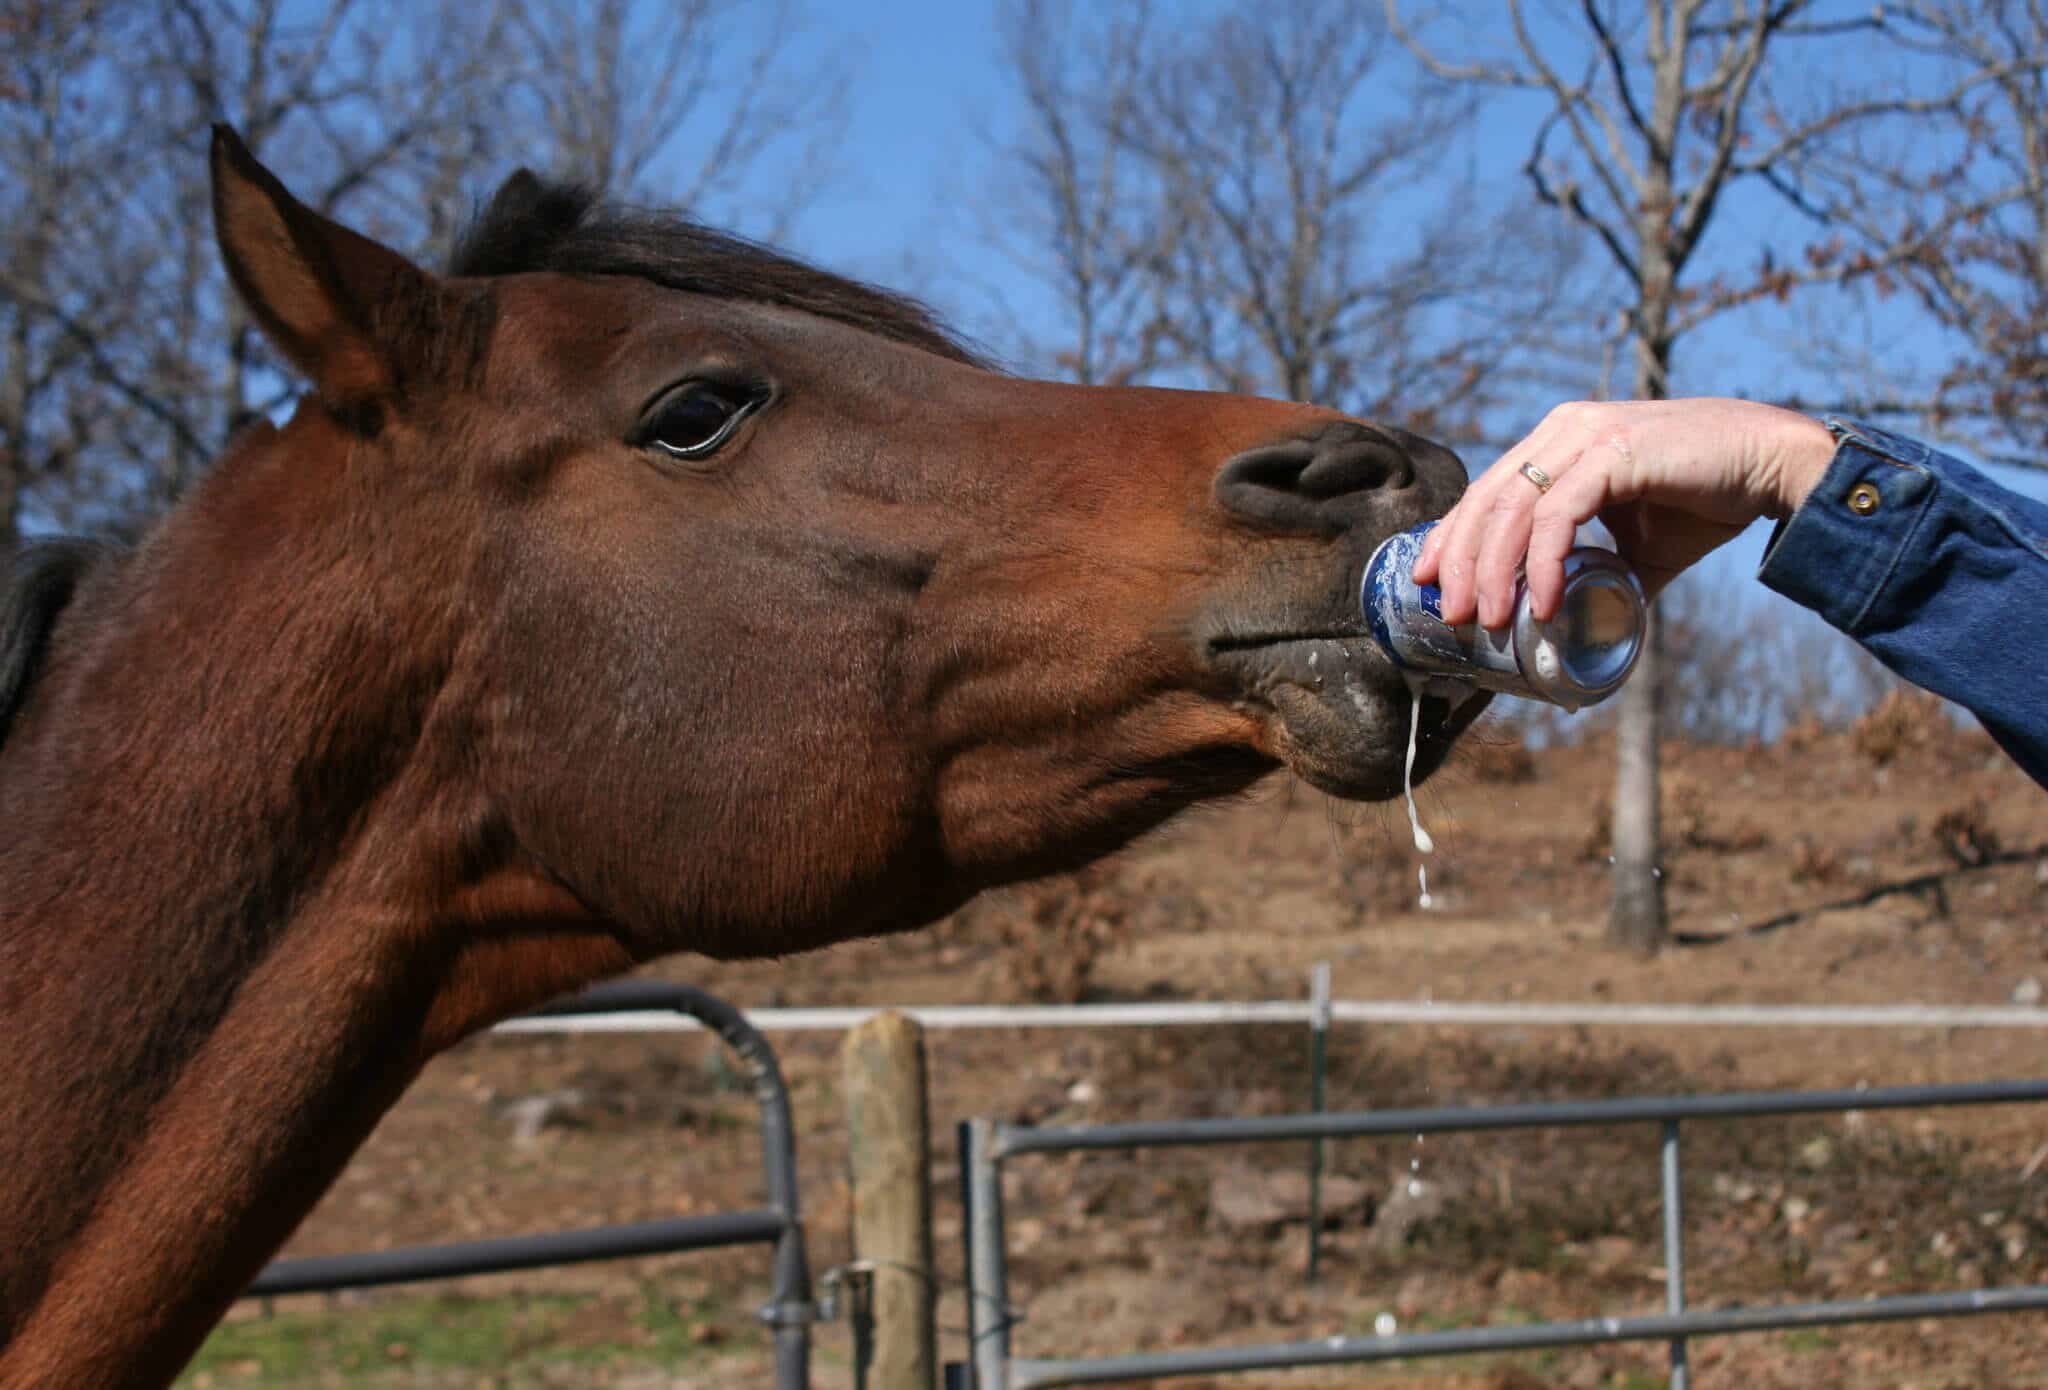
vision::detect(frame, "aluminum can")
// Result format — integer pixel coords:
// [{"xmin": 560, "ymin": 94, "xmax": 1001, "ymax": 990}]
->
[{"xmin": 1361, "ymin": 520, "xmax": 1646, "ymax": 710}]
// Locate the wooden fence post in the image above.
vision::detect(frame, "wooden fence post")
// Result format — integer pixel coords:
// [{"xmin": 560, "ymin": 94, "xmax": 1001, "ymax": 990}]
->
[{"xmin": 842, "ymin": 1011, "xmax": 936, "ymax": 1390}]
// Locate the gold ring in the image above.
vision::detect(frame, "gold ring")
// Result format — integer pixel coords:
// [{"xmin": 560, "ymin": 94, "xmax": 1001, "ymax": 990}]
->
[{"xmin": 1518, "ymin": 461, "xmax": 1554, "ymax": 494}]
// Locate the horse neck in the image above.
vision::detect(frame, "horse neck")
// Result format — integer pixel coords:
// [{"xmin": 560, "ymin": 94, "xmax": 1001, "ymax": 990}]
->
[{"xmin": 0, "ymin": 445, "xmax": 478, "ymax": 1386}]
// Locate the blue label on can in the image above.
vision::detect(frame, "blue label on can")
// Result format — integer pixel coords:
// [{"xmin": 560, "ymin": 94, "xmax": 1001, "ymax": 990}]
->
[
  {"xmin": 1363, "ymin": 519, "xmax": 1518, "ymax": 686},
  {"xmin": 1362, "ymin": 522, "xmax": 1438, "ymax": 671}
]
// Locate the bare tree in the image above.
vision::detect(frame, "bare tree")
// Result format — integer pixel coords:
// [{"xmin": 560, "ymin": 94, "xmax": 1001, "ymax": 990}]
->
[
  {"xmin": 985, "ymin": 0, "xmax": 1166, "ymax": 386},
  {"xmin": 1389, "ymin": 0, "xmax": 2034, "ymax": 951},
  {"xmin": 0, "ymin": 0, "xmax": 844, "ymax": 545},
  {"xmin": 1, "ymin": 0, "xmax": 153, "ymax": 542},
  {"xmin": 1, "ymin": 0, "xmax": 526, "ymax": 537},
  {"xmin": 1745, "ymin": 2, "xmax": 2048, "ymax": 464},
  {"xmin": 145, "ymin": 0, "xmax": 527, "ymax": 490},
  {"xmin": 507, "ymin": 0, "xmax": 844, "ymax": 233},
  {"xmin": 989, "ymin": 0, "xmax": 1594, "ymax": 446}
]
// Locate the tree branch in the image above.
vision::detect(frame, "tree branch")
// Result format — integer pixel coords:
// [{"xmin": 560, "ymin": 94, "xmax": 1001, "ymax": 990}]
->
[
  {"xmin": 1507, "ymin": 0, "xmax": 1642, "ymax": 215},
  {"xmin": 1522, "ymin": 110, "xmax": 1640, "ymax": 284}
]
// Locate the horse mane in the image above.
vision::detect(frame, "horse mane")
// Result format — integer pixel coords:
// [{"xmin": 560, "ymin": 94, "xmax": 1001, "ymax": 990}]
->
[
  {"xmin": 0, "ymin": 539, "xmax": 109, "ymax": 749},
  {"xmin": 448, "ymin": 175, "xmax": 987, "ymax": 366}
]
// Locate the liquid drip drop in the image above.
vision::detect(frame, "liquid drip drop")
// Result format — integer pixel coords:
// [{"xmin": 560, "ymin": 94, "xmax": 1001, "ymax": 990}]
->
[
  {"xmin": 1404, "ymin": 690, "xmax": 1435, "ymax": 909},
  {"xmin": 1402, "ymin": 695, "xmax": 1434, "ymax": 854}
]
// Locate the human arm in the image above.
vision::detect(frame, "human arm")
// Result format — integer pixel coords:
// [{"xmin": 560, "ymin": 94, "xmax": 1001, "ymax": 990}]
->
[
  {"xmin": 1411, "ymin": 398, "xmax": 2048, "ymax": 786},
  {"xmin": 1754, "ymin": 418, "xmax": 2048, "ymax": 785}
]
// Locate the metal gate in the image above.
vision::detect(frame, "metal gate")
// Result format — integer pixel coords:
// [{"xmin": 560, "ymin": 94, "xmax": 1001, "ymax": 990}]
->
[
  {"xmin": 958, "ymin": 1078, "xmax": 2048, "ymax": 1389},
  {"xmin": 245, "ymin": 981, "xmax": 816, "ymax": 1390}
]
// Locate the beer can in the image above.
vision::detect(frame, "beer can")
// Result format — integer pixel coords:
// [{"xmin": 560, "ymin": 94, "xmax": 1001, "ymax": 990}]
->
[{"xmin": 1361, "ymin": 521, "xmax": 1646, "ymax": 710}]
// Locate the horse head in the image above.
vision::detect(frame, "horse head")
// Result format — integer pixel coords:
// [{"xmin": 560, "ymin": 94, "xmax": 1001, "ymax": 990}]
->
[{"xmin": 203, "ymin": 127, "xmax": 1490, "ymax": 978}]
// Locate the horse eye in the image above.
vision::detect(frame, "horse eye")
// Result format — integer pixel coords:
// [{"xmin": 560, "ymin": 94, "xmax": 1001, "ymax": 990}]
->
[{"xmin": 638, "ymin": 382, "xmax": 756, "ymax": 460}]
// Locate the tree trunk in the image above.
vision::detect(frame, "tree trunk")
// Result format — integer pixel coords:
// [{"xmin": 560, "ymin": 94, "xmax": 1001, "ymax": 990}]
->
[
  {"xmin": 1607, "ymin": 323, "xmax": 1671, "ymax": 952},
  {"xmin": 1606, "ymin": 601, "xmax": 1664, "ymax": 951}
]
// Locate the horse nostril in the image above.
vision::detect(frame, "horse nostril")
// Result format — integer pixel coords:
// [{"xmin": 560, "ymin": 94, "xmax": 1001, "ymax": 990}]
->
[
  {"xmin": 1298, "ymin": 431, "xmax": 1414, "ymax": 498},
  {"xmin": 1214, "ymin": 422, "xmax": 1418, "ymax": 533}
]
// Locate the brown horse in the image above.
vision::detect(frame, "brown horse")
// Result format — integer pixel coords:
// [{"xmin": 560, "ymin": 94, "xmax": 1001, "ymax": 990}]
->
[{"xmin": 0, "ymin": 127, "xmax": 1484, "ymax": 1388}]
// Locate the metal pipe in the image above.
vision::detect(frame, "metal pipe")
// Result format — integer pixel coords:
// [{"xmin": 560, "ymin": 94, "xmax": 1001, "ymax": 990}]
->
[
  {"xmin": 994, "ymin": 1077, "xmax": 2048, "ymax": 1157},
  {"xmin": 494, "ymin": 998, "xmax": 2048, "ymax": 1036},
  {"xmin": 1003, "ymin": 1284, "xmax": 2048, "ymax": 1388},
  {"xmin": 252, "ymin": 982, "xmax": 814, "ymax": 1390},
  {"xmin": 681, "ymin": 987, "xmax": 814, "ymax": 1390},
  {"xmin": 250, "ymin": 1211, "xmax": 789, "ymax": 1296},
  {"xmin": 963, "ymin": 1117, "xmax": 1013, "ymax": 1390},
  {"xmin": 535, "ymin": 983, "xmax": 815, "ymax": 1389},
  {"xmin": 1661, "ymin": 1120, "xmax": 1687, "ymax": 1389}
]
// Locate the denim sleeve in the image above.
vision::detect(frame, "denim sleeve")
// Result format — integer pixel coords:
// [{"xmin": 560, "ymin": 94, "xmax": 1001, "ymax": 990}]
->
[{"xmin": 1755, "ymin": 418, "xmax": 2048, "ymax": 789}]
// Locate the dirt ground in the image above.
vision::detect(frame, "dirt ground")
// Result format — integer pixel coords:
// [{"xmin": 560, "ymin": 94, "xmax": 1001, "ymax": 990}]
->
[{"xmin": 194, "ymin": 699, "xmax": 2048, "ymax": 1389}]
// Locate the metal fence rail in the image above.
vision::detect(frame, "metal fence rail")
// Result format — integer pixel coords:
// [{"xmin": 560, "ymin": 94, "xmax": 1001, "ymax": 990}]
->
[
  {"xmin": 491, "ymin": 997, "xmax": 2048, "ymax": 1034},
  {"xmin": 958, "ymin": 1077, "xmax": 2048, "ymax": 1390},
  {"xmin": 245, "ymin": 981, "xmax": 815, "ymax": 1390}
]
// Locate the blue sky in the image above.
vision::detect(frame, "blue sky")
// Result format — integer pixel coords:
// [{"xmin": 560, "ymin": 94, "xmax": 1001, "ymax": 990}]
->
[
  {"xmin": 720, "ymin": 3, "xmax": 2043, "ymax": 527},
  {"xmin": 769, "ymin": 1, "xmax": 1004, "ymax": 281},
  {"xmin": 736, "ymin": 4, "xmax": 2041, "ymax": 458}
]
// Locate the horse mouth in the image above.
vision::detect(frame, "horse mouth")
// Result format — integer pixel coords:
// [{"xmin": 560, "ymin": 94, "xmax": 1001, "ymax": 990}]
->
[{"xmin": 1205, "ymin": 631, "xmax": 1491, "ymax": 800}]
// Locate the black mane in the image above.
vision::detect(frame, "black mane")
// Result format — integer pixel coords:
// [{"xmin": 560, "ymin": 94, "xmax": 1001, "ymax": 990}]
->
[
  {"xmin": 448, "ymin": 172, "xmax": 983, "ymax": 366},
  {"xmin": 0, "ymin": 539, "xmax": 108, "ymax": 748}
]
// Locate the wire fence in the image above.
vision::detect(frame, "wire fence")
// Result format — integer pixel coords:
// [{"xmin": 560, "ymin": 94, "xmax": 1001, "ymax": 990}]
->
[{"xmin": 957, "ymin": 1078, "xmax": 2048, "ymax": 1390}]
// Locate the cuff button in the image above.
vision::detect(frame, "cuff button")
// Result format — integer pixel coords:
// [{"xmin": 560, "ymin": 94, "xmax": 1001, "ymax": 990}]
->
[{"xmin": 1847, "ymin": 482, "xmax": 1882, "ymax": 516}]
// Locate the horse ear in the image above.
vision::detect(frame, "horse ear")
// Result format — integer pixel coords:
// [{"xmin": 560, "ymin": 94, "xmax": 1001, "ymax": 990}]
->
[{"xmin": 209, "ymin": 124, "xmax": 436, "ymax": 416}]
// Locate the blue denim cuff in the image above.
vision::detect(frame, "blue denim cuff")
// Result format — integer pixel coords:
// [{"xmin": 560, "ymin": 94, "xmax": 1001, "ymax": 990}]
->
[{"xmin": 1756, "ymin": 418, "xmax": 1938, "ymax": 635}]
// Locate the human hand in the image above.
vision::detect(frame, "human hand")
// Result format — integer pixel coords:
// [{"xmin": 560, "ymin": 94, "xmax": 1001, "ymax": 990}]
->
[{"xmin": 1412, "ymin": 398, "xmax": 1839, "ymax": 626}]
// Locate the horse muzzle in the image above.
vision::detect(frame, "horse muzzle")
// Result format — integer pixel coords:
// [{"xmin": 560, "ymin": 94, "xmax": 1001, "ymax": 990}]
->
[{"xmin": 1195, "ymin": 418, "xmax": 1491, "ymax": 799}]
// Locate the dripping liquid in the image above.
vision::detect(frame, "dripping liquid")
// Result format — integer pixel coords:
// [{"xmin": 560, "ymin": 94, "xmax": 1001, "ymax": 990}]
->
[{"xmin": 1403, "ymin": 690, "xmax": 1434, "ymax": 910}]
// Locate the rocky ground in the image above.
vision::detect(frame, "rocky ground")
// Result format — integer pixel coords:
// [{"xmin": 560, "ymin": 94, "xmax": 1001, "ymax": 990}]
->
[{"xmin": 187, "ymin": 693, "xmax": 2048, "ymax": 1389}]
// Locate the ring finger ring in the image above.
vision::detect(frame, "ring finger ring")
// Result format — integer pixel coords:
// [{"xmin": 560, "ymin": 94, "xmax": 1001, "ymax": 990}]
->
[{"xmin": 1518, "ymin": 461, "xmax": 1554, "ymax": 494}]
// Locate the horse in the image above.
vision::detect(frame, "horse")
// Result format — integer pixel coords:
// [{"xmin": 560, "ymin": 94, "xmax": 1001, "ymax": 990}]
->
[{"xmin": 0, "ymin": 126, "xmax": 1486, "ymax": 1388}]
